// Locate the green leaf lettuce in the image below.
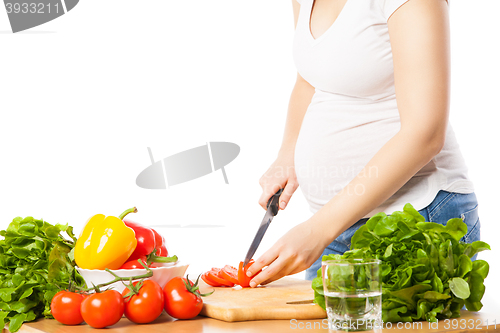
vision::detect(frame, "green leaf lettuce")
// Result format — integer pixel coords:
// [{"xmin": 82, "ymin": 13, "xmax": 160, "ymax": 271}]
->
[
  {"xmin": 0, "ymin": 217, "xmax": 86, "ymax": 332},
  {"xmin": 312, "ymin": 204, "xmax": 490, "ymax": 322}
]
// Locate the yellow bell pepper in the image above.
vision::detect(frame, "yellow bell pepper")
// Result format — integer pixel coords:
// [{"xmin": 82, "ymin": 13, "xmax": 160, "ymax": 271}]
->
[{"xmin": 75, "ymin": 208, "xmax": 138, "ymax": 270}]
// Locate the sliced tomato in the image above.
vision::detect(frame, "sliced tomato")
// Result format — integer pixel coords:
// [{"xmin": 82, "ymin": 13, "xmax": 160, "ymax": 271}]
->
[
  {"xmin": 238, "ymin": 260, "xmax": 261, "ymax": 288},
  {"xmin": 202, "ymin": 263, "xmax": 261, "ymax": 288},
  {"xmin": 208, "ymin": 268, "xmax": 235, "ymax": 287},
  {"xmin": 201, "ymin": 272, "xmax": 222, "ymax": 287},
  {"xmin": 220, "ymin": 265, "xmax": 239, "ymax": 285},
  {"xmin": 238, "ymin": 261, "xmax": 251, "ymax": 287}
]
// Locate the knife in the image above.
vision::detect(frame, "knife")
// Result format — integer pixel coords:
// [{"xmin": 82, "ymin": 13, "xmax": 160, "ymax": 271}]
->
[{"xmin": 243, "ymin": 188, "xmax": 283, "ymax": 267}]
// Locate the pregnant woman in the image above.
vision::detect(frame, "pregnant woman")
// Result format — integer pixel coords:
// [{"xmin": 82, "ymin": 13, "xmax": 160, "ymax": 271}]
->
[{"xmin": 246, "ymin": 0, "xmax": 479, "ymax": 286}]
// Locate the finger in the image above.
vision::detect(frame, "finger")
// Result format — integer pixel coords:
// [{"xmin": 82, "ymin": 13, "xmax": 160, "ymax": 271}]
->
[
  {"xmin": 246, "ymin": 248, "xmax": 278, "ymax": 278},
  {"xmin": 249, "ymin": 255, "xmax": 288, "ymax": 288},
  {"xmin": 261, "ymin": 268, "xmax": 290, "ymax": 285},
  {"xmin": 278, "ymin": 180, "xmax": 299, "ymax": 210},
  {"xmin": 262, "ymin": 260, "xmax": 307, "ymax": 285},
  {"xmin": 261, "ymin": 254, "xmax": 305, "ymax": 285},
  {"xmin": 258, "ymin": 184, "xmax": 283, "ymax": 210}
]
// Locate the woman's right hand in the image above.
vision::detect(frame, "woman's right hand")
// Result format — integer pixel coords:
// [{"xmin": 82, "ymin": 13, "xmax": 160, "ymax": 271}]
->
[{"xmin": 258, "ymin": 152, "xmax": 299, "ymax": 211}]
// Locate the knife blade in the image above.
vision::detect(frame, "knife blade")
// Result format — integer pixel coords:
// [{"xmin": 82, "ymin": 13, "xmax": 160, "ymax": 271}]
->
[{"xmin": 243, "ymin": 189, "xmax": 283, "ymax": 267}]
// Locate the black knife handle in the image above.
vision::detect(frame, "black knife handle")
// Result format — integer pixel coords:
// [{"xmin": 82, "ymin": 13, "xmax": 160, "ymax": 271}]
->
[{"xmin": 266, "ymin": 189, "xmax": 283, "ymax": 217}]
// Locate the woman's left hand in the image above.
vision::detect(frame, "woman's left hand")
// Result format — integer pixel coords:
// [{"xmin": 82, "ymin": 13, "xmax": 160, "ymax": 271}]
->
[{"xmin": 245, "ymin": 220, "xmax": 329, "ymax": 287}]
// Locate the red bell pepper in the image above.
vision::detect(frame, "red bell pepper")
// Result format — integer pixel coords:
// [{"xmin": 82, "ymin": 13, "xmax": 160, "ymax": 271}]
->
[
  {"xmin": 152, "ymin": 228, "xmax": 168, "ymax": 257},
  {"xmin": 119, "ymin": 253, "xmax": 178, "ymax": 269},
  {"xmin": 123, "ymin": 220, "xmax": 156, "ymax": 260}
]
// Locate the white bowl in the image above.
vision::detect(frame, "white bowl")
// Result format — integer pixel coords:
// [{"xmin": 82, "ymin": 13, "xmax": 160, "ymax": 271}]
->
[{"xmin": 76, "ymin": 262, "xmax": 189, "ymax": 293}]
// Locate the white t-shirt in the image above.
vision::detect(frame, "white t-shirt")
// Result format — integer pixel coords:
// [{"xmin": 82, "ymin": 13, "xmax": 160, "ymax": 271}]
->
[{"xmin": 293, "ymin": 0, "xmax": 474, "ymax": 217}]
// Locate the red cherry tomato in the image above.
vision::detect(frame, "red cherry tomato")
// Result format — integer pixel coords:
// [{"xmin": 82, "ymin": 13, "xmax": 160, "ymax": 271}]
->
[
  {"xmin": 119, "ymin": 256, "xmax": 148, "ymax": 269},
  {"xmin": 238, "ymin": 261, "xmax": 261, "ymax": 288},
  {"xmin": 122, "ymin": 280, "xmax": 165, "ymax": 324},
  {"xmin": 152, "ymin": 228, "xmax": 169, "ymax": 257},
  {"xmin": 164, "ymin": 277, "xmax": 204, "ymax": 319},
  {"xmin": 220, "ymin": 265, "xmax": 239, "ymax": 285},
  {"xmin": 80, "ymin": 290, "xmax": 124, "ymax": 328},
  {"xmin": 50, "ymin": 291, "xmax": 85, "ymax": 325},
  {"xmin": 123, "ymin": 220, "xmax": 156, "ymax": 260}
]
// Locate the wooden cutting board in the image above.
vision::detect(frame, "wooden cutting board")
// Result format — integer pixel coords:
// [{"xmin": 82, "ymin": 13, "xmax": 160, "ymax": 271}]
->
[{"xmin": 198, "ymin": 277, "xmax": 326, "ymax": 322}]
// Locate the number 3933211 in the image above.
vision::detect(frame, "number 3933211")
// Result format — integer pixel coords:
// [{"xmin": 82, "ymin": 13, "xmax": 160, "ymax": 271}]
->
[{"xmin": 3, "ymin": 0, "xmax": 79, "ymax": 33}]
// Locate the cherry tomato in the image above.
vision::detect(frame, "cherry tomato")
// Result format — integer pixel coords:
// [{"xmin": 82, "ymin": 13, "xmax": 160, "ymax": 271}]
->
[
  {"xmin": 164, "ymin": 276, "xmax": 206, "ymax": 319},
  {"xmin": 123, "ymin": 220, "xmax": 156, "ymax": 260},
  {"xmin": 207, "ymin": 268, "xmax": 234, "ymax": 287},
  {"xmin": 80, "ymin": 290, "xmax": 124, "ymax": 328},
  {"xmin": 238, "ymin": 260, "xmax": 261, "ymax": 288},
  {"xmin": 152, "ymin": 229, "xmax": 169, "ymax": 257},
  {"xmin": 50, "ymin": 291, "xmax": 85, "ymax": 325},
  {"xmin": 220, "ymin": 265, "xmax": 239, "ymax": 285},
  {"xmin": 119, "ymin": 256, "xmax": 148, "ymax": 269},
  {"xmin": 122, "ymin": 280, "xmax": 164, "ymax": 324}
]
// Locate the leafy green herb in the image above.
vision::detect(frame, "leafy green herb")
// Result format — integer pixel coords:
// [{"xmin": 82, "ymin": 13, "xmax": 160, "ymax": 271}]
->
[
  {"xmin": 0, "ymin": 216, "xmax": 86, "ymax": 332},
  {"xmin": 312, "ymin": 204, "xmax": 490, "ymax": 322}
]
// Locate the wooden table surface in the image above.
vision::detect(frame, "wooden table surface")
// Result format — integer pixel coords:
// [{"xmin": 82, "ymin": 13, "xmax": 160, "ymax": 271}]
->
[{"xmin": 4, "ymin": 310, "xmax": 500, "ymax": 333}]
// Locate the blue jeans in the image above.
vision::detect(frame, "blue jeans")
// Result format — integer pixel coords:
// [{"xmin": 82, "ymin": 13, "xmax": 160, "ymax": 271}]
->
[{"xmin": 305, "ymin": 190, "xmax": 481, "ymax": 280}]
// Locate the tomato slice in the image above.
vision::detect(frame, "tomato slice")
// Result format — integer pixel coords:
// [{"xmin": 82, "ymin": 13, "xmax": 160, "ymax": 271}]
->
[
  {"xmin": 238, "ymin": 260, "xmax": 261, "ymax": 288},
  {"xmin": 208, "ymin": 268, "xmax": 235, "ymax": 287},
  {"xmin": 238, "ymin": 261, "xmax": 252, "ymax": 287},
  {"xmin": 201, "ymin": 272, "xmax": 222, "ymax": 287},
  {"xmin": 220, "ymin": 265, "xmax": 239, "ymax": 285},
  {"xmin": 202, "ymin": 263, "xmax": 261, "ymax": 288}
]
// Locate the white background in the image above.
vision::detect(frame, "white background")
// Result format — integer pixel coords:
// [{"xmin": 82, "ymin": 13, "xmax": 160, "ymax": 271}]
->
[{"xmin": 1, "ymin": 0, "xmax": 499, "ymax": 312}]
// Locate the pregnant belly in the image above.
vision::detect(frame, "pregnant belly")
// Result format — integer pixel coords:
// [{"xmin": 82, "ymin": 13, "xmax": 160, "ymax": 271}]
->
[{"xmin": 294, "ymin": 100, "xmax": 401, "ymax": 212}]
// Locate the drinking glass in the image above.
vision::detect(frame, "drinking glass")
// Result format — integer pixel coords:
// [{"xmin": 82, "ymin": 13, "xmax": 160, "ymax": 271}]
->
[{"xmin": 322, "ymin": 259, "xmax": 382, "ymax": 331}]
